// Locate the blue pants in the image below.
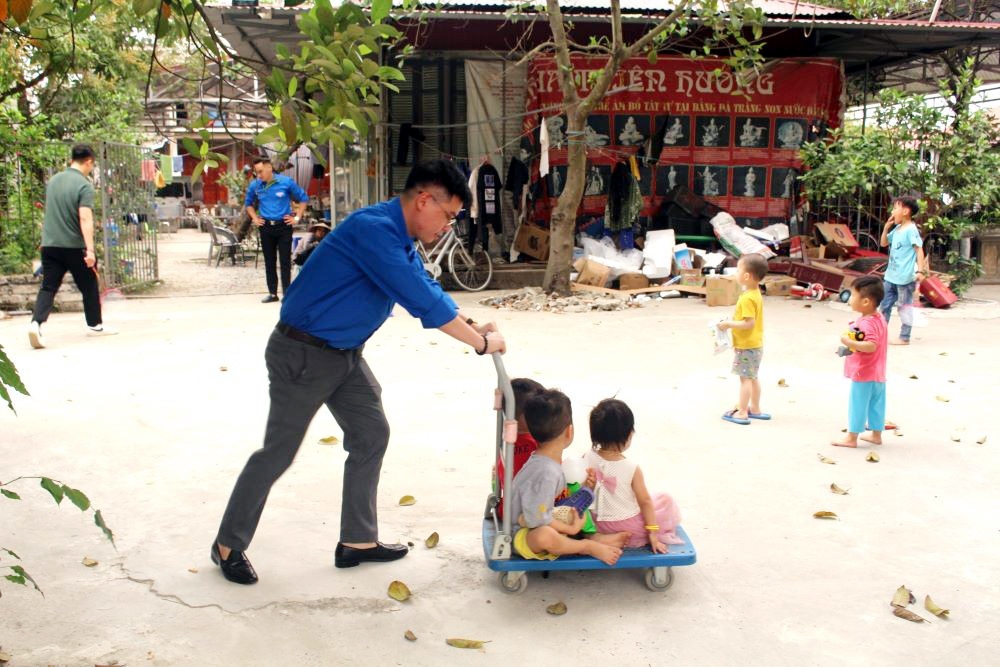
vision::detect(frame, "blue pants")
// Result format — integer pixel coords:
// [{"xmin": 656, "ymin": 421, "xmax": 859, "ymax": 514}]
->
[
  {"xmin": 879, "ymin": 280, "xmax": 915, "ymax": 341},
  {"xmin": 848, "ymin": 380, "xmax": 886, "ymax": 434}
]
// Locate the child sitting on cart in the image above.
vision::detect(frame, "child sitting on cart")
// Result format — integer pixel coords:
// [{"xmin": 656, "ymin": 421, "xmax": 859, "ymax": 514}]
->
[
  {"xmin": 508, "ymin": 389, "xmax": 627, "ymax": 566},
  {"xmin": 495, "ymin": 378, "xmax": 545, "ymax": 520},
  {"xmin": 584, "ymin": 399, "xmax": 683, "ymax": 553}
]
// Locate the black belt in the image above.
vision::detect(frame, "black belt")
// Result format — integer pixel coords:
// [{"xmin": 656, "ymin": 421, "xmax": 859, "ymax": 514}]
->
[
  {"xmin": 276, "ymin": 322, "xmax": 349, "ymax": 351},
  {"xmin": 262, "ymin": 218, "xmax": 289, "ymax": 226}
]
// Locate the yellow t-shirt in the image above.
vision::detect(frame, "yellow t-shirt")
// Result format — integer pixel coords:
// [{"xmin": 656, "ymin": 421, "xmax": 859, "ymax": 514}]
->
[{"xmin": 731, "ymin": 288, "xmax": 763, "ymax": 349}]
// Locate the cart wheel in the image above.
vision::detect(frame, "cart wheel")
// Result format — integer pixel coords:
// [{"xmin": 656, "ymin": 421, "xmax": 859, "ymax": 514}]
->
[
  {"xmin": 644, "ymin": 567, "xmax": 674, "ymax": 592},
  {"xmin": 839, "ymin": 289, "xmax": 851, "ymax": 303},
  {"xmin": 498, "ymin": 571, "xmax": 527, "ymax": 594}
]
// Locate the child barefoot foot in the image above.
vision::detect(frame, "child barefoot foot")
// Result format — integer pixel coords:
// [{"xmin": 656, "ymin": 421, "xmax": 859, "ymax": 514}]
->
[
  {"xmin": 832, "ymin": 437, "xmax": 858, "ymax": 448},
  {"xmin": 889, "ymin": 338, "xmax": 910, "ymax": 346},
  {"xmin": 590, "ymin": 531, "xmax": 630, "ymax": 548},
  {"xmin": 584, "ymin": 541, "xmax": 623, "ymax": 566},
  {"xmin": 860, "ymin": 432, "xmax": 883, "ymax": 445}
]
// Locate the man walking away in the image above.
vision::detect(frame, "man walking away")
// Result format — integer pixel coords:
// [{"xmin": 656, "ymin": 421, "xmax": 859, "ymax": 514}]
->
[{"xmin": 28, "ymin": 143, "xmax": 116, "ymax": 349}]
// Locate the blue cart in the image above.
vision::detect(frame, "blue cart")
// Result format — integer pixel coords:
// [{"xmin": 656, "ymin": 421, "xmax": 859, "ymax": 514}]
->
[{"xmin": 482, "ymin": 355, "xmax": 697, "ymax": 594}]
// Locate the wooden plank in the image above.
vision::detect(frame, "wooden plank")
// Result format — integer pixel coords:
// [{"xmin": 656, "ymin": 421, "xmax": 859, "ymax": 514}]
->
[{"xmin": 570, "ymin": 282, "xmax": 708, "ymax": 296}]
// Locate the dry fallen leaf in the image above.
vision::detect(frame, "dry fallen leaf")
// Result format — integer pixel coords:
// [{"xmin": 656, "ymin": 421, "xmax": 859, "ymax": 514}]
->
[
  {"xmin": 778, "ymin": 378, "xmax": 788, "ymax": 387},
  {"xmin": 219, "ymin": 366, "xmax": 228, "ymax": 372},
  {"xmin": 909, "ymin": 374, "xmax": 918, "ymax": 379},
  {"xmin": 817, "ymin": 453, "xmax": 837, "ymax": 465},
  {"xmin": 892, "ymin": 585, "xmax": 916, "ymax": 608},
  {"xmin": 0, "ymin": 649, "xmax": 10, "ymax": 663},
  {"xmin": 404, "ymin": 630, "xmax": 417, "ymax": 641},
  {"xmin": 398, "ymin": 495, "xmax": 416, "ymax": 506},
  {"xmin": 830, "ymin": 483, "xmax": 849, "ymax": 495},
  {"xmin": 950, "ymin": 434, "xmax": 961, "ymax": 442},
  {"xmin": 895, "ymin": 430, "xmax": 904, "ymax": 437},
  {"xmin": 546, "ymin": 601, "xmax": 568, "ymax": 615},
  {"xmin": 924, "ymin": 595, "xmax": 950, "ymax": 617},
  {"xmin": 893, "ymin": 607, "xmax": 927, "ymax": 623},
  {"xmin": 813, "ymin": 511, "xmax": 839, "ymax": 520},
  {"xmin": 425, "ymin": 532, "xmax": 439, "ymax": 548},
  {"xmin": 976, "ymin": 435, "xmax": 987, "ymax": 444},
  {"xmin": 82, "ymin": 557, "xmax": 98, "ymax": 567},
  {"xmin": 388, "ymin": 580, "xmax": 412, "ymax": 602},
  {"xmin": 935, "ymin": 395, "xmax": 950, "ymax": 403},
  {"xmin": 939, "ymin": 352, "xmax": 948, "ymax": 356},
  {"xmin": 867, "ymin": 451, "xmax": 880, "ymax": 462},
  {"xmin": 446, "ymin": 638, "xmax": 488, "ymax": 649},
  {"xmin": 188, "ymin": 567, "xmax": 198, "ymax": 574},
  {"xmin": 318, "ymin": 436, "xmax": 340, "ymax": 445}
]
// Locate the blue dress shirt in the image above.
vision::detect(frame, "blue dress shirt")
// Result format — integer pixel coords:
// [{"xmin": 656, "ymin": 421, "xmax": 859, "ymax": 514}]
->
[
  {"xmin": 279, "ymin": 198, "xmax": 458, "ymax": 348},
  {"xmin": 244, "ymin": 174, "xmax": 308, "ymax": 220}
]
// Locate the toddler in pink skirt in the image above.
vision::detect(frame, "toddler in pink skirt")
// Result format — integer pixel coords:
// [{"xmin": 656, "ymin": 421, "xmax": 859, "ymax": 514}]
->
[{"xmin": 584, "ymin": 398, "xmax": 683, "ymax": 553}]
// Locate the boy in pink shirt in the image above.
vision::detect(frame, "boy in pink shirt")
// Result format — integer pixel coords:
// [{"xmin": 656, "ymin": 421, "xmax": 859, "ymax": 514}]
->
[{"xmin": 833, "ymin": 276, "xmax": 888, "ymax": 448}]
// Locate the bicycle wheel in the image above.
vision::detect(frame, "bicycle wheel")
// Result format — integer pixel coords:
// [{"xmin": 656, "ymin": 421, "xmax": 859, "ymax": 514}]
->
[{"xmin": 448, "ymin": 243, "xmax": 493, "ymax": 291}]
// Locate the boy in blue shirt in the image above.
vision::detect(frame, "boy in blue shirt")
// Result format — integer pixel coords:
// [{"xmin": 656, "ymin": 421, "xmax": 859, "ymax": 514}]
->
[{"xmin": 878, "ymin": 196, "xmax": 926, "ymax": 346}]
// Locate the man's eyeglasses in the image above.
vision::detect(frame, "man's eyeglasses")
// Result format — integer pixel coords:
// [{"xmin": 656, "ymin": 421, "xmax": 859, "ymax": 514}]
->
[{"xmin": 422, "ymin": 192, "xmax": 463, "ymax": 227}]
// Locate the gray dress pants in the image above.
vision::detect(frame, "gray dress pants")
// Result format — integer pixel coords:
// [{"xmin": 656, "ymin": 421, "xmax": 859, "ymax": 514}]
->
[{"xmin": 216, "ymin": 328, "xmax": 389, "ymax": 551}]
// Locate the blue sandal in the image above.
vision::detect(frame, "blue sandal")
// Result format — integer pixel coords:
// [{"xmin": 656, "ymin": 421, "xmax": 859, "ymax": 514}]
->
[
  {"xmin": 722, "ymin": 410, "xmax": 751, "ymax": 425},
  {"xmin": 748, "ymin": 412, "xmax": 772, "ymax": 420}
]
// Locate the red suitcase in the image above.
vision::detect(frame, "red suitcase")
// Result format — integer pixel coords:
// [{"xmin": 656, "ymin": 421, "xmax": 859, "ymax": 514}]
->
[{"xmin": 920, "ymin": 275, "xmax": 958, "ymax": 308}]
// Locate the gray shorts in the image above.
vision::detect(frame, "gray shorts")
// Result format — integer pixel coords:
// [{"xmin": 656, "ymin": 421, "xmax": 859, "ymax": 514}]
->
[{"xmin": 732, "ymin": 347, "xmax": 763, "ymax": 379}]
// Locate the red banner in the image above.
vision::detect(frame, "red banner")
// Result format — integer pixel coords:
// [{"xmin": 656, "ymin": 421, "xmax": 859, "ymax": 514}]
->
[{"xmin": 523, "ymin": 56, "xmax": 844, "ymax": 222}]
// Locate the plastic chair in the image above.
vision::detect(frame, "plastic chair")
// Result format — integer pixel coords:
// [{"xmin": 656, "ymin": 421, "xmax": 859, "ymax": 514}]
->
[{"xmin": 210, "ymin": 225, "xmax": 249, "ymax": 266}]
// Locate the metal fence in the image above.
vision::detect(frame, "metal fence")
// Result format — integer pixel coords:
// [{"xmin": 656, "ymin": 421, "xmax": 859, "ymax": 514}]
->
[
  {"xmin": 806, "ymin": 190, "xmax": 890, "ymax": 252},
  {"xmin": 0, "ymin": 141, "xmax": 157, "ymax": 289}
]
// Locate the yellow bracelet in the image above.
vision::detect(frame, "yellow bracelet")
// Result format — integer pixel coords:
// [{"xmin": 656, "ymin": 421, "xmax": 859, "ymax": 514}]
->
[{"xmin": 644, "ymin": 524, "xmax": 659, "ymax": 532}]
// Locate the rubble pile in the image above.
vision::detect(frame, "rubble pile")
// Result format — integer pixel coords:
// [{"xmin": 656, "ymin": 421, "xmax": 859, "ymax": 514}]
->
[{"xmin": 479, "ymin": 287, "xmax": 632, "ymax": 313}]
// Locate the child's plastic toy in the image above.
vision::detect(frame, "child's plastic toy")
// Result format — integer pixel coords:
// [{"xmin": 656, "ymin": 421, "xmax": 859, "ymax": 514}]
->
[
  {"xmin": 836, "ymin": 326, "xmax": 865, "ymax": 357},
  {"xmin": 790, "ymin": 282, "xmax": 827, "ymax": 300},
  {"xmin": 483, "ymin": 355, "xmax": 697, "ymax": 594}
]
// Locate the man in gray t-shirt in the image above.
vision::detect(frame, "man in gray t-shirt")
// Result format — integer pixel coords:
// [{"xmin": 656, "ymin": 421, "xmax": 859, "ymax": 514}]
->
[{"xmin": 29, "ymin": 143, "xmax": 116, "ymax": 349}]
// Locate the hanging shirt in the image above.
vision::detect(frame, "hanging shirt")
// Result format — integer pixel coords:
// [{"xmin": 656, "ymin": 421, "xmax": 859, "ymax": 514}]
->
[
  {"xmin": 504, "ymin": 157, "xmax": 529, "ymax": 210},
  {"xmin": 539, "ymin": 117, "xmax": 550, "ymax": 177},
  {"xmin": 466, "ymin": 164, "xmax": 481, "ymax": 220},
  {"xmin": 476, "ymin": 163, "xmax": 503, "ymax": 233}
]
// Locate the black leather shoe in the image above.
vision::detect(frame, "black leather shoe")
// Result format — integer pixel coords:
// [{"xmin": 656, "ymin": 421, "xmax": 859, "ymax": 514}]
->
[
  {"xmin": 211, "ymin": 542, "xmax": 258, "ymax": 584},
  {"xmin": 261, "ymin": 294, "xmax": 278, "ymax": 303},
  {"xmin": 335, "ymin": 541, "xmax": 409, "ymax": 568}
]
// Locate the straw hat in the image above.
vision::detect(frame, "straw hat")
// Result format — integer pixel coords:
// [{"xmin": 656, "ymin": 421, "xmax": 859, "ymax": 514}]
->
[{"xmin": 308, "ymin": 221, "xmax": 332, "ymax": 232}]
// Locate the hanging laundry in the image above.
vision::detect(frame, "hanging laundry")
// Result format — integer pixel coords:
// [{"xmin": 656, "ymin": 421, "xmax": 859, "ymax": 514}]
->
[
  {"xmin": 140, "ymin": 159, "xmax": 157, "ymax": 182},
  {"xmin": 605, "ymin": 162, "xmax": 642, "ymax": 233},
  {"xmin": 159, "ymin": 154, "xmax": 174, "ymax": 184},
  {"xmin": 172, "ymin": 155, "xmax": 184, "ymax": 176},
  {"xmin": 643, "ymin": 116, "xmax": 669, "ymax": 166},
  {"xmin": 154, "ymin": 169, "xmax": 167, "ymax": 189},
  {"xmin": 466, "ymin": 163, "xmax": 481, "ymax": 220},
  {"xmin": 396, "ymin": 123, "xmax": 425, "ymax": 166},
  {"xmin": 539, "ymin": 117, "xmax": 550, "ymax": 177},
  {"xmin": 476, "ymin": 161, "xmax": 503, "ymax": 234},
  {"xmin": 628, "ymin": 155, "xmax": 641, "ymax": 181},
  {"xmin": 504, "ymin": 157, "xmax": 529, "ymax": 211}
]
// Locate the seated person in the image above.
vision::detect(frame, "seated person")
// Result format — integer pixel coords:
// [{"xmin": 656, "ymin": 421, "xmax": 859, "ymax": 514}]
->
[
  {"xmin": 508, "ymin": 389, "xmax": 627, "ymax": 565},
  {"xmin": 495, "ymin": 378, "xmax": 545, "ymax": 520},
  {"xmin": 293, "ymin": 220, "xmax": 332, "ymax": 266}
]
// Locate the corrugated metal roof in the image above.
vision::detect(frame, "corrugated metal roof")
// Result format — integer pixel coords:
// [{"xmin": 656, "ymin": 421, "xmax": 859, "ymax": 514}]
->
[
  {"xmin": 765, "ymin": 16, "xmax": 1000, "ymax": 30},
  {"xmin": 396, "ymin": 0, "xmax": 846, "ymax": 18}
]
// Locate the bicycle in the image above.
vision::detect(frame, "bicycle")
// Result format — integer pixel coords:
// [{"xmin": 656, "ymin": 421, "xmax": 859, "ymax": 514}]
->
[{"xmin": 416, "ymin": 225, "xmax": 493, "ymax": 292}]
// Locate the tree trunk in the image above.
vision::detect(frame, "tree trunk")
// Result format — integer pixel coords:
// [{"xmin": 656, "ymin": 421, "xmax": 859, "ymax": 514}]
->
[{"xmin": 543, "ymin": 112, "xmax": 588, "ymax": 294}]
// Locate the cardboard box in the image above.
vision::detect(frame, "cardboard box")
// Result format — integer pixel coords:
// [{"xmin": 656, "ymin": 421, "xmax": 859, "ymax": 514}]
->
[
  {"xmin": 789, "ymin": 235, "xmax": 825, "ymax": 260},
  {"xmin": 573, "ymin": 258, "xmax": 611, "ymax": 288},
  {"xmin": 706, "ymin": 275, "xmax": 741, "ymax": 306},
  {"xmin": 619, "ymin": 273, "xmax": 650, "ymax": 290},
  {"xmin": 680, "ymin": 268, "xmax": 705, "ymax": 287},
  {"xmin": 514, "ymin": 223, "xmax": 550, "ymax": 261},
  {"xmin": 761, "ymin": 274, "xmax": 796, "ymax": 297},
  {"xmin": 813, "ymin": 223, "xmax": 859, "ymax": 258}
]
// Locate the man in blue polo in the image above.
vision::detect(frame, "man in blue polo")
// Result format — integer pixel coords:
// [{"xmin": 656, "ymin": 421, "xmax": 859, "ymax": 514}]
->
[
  {"xmin": 212, "ymin": 160, "xmax": 507, "ymax": 584},
  {"xmin": 245, "ymin": 156, "xmax": 308, "ymax": 303}
]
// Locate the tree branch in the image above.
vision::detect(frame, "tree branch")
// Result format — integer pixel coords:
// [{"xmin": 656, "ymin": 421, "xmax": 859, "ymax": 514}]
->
[
  {"xmin": 0, "ymin": 65, "xmax": 55, "ymax": 106},
  {"xmin": 622, "ymin": 0, "xmax": 693, "ymax": 60},
  {"xmin": 545, "ymin": 0, "xmax": 580, "ymax": 109}
]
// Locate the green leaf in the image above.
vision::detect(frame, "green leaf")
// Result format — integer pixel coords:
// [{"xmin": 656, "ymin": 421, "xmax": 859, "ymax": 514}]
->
[
  {"xmin": 2, "ymin": 547, "xmax": 21, "ymax": 559},
  {"xmin": 254, "ymin": 125, "xmax": 281, "ymax": 145},
  {"xmin": 181, "ymin": 138, "xmax": 201, "ymax": 158},
  {"xmin": 371, "ymin": 0, "xmax": 390, "ymax": 23},
  {"xmin": 40, "ymin": 478, "xmax": 64, "ymax": 505},
  {"xmin": 9, "ymin": 565, "xmax": 41, "ymax": 592},
  {"xmin": 1, "ymin": 489, "xmax": 21, "ymax": 500},
  {"xmin": 288, "ymin": 76, "xmax": 298, "ymax": 97},
  {"xmin": 281, "ymin": 104, "xmax": 298, "ymax": 145},
  {"xmin": 62, "ymin": 486, "xmax": 90, "ymax": 511},
  {"xmin": 94, "ymin": 509, "xmax": 115, "ymax": 546},
  {"xmin": 0, "ymin": 343, "xmax": 29, "ymax": 413},
  {"xmin": 199, "ymin": 141, "xmax": 209, "ymax": 158},
  {"xmin": 133, "ymin": 0, "xmax": 159, "ymax": 17},
  {"xmin": 191, "ymin": 161, "xmax": 206, "ymax": 185}
]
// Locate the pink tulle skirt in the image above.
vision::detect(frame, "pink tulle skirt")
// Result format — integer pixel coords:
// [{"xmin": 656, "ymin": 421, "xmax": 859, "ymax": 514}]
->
[{"xmin": 594, "ymin": 492, "xmax": 683, "ymax": 548}]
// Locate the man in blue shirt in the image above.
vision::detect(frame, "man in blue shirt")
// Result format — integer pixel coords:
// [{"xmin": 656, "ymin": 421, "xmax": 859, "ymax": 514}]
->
[
  {"xmin": 212, "ymin": 160, "xmax": 507, "ymax": 584},
  {"xmin": 245, "ymin": 156, "xmax": 309, "ymax": 303}
]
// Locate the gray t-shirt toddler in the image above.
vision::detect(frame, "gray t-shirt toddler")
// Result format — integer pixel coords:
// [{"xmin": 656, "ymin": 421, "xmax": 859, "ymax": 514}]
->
[{"xmin": 508, "ymin": 454, "xmax": 565, "ymax": 529}]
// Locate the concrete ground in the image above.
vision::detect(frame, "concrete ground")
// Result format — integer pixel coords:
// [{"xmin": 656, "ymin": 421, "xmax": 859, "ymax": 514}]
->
[{"xmin": 1, "ymin": 231, "xmax": 999, "ymax": 666}]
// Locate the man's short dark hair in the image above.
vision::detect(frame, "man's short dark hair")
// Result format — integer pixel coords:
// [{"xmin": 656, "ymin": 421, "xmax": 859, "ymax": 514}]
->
[
  {"xmin": 739, "ymin": 253, "xmax": 769, "ymax": 281},
  {"xmin": 589, "ymin": 398, "xmax": 634, "ymax": 452},
  {"xmin": 894, "ymin": 195, "xmax": 920, "ymax": 217},
  {"xmin": 404, "ymin": 160, "xmax": 472, "ymax": 209},
  {"xmin": 524, "ymin": 388, "xmax": 572, "ymax": 444},
  {"xmin": 852, "ymin": 275, "xmax": 884, "ymax": 304},
  {"xmin": 510, "ymin": 378, "xmax": 545, "ymax": 419},
  {"xmin": 252, "ymin": 156, "xmax": 271, "ymax": 166},
  {"xmin": 71, "ymin": 144, "xmax": 95, "ymax": 163}
]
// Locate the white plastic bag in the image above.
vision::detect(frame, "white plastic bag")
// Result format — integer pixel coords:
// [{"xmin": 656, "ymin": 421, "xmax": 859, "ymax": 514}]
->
[{"xmin": 711, "ymin": 319, "xmax": 733, "ymax": 355}]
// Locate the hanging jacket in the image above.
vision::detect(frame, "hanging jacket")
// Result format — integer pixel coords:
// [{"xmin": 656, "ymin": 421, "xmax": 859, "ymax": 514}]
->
[
  {"xmin": 476, "ymin": 163, "xmax": 503, "ymax": 233},
  {"xmin": 605, "ymin": 161, "xmax": 642, "ymax": 232}
]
